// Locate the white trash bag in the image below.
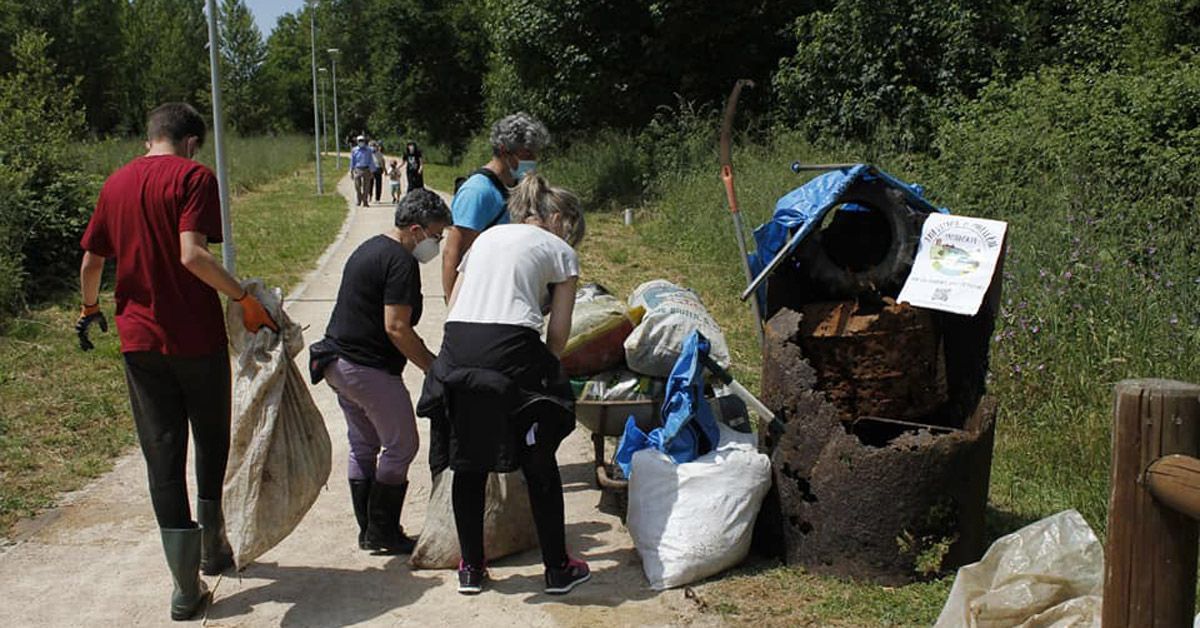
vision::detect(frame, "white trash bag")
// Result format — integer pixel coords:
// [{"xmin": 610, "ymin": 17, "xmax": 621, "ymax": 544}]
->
[
  {"xmin": 934, "ymin": 509, "xmax": 1103, "ymax": 628},
  {"xmin": 626, "ymin": 424, "xmax": 771, "ymax": 590},
  {"xmin": 409, "ymin": 470, "xmax": 539, "ymax": 569},
  {"xmin": 623, "ymin": 280, "xmax": 731, "ymax": 377},
  {"xmin": 224, "ymin": 280, "xmax": 332, "ymax": 570}
]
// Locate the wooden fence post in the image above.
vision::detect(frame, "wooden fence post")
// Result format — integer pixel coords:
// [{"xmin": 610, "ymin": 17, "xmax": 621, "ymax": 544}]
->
[{"xmin": 1102, "ymin": 378, "xmax": 1200, "ymax": 628}]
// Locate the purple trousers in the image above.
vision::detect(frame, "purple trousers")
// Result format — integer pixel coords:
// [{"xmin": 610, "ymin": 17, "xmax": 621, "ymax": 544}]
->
[{"xmin": 324, "ymin": 358, "xmax": 419, "ymax": 485}]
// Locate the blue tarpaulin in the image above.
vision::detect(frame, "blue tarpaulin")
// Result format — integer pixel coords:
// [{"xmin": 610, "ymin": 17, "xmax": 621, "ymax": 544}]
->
[
  {"xmin": 614, "ymin": 330, "xmax": 722, "ymax": 477},
  {"xmin": 745, "ymin": 164, "xmax": 947, "ymax": 304}
]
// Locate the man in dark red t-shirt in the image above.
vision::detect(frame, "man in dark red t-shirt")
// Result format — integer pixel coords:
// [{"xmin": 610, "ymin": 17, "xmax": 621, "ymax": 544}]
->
[{"xmin": 77, "ymin": 103, "xmax": 277, "ymax": 621}]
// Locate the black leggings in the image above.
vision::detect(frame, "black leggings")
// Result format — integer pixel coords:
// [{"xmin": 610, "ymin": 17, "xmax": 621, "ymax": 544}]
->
[
  {"xmin": 123, "ymin": 351, "xmax": 231, "ymax": 529},
  {"xmin": 452, "ymin": 437, "xmax": 568, "ymax": 570}
]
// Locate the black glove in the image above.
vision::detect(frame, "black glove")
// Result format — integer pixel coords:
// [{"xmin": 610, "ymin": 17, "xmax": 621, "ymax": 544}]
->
[{"xmin": 76, "ymin": 304, "xmax": 108, "ymax": 351}]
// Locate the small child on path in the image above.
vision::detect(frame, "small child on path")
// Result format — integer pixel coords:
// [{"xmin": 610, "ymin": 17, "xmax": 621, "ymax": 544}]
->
[{"xmin": 388, "ymin": 160, "xmax": 403, "ymax": 202}]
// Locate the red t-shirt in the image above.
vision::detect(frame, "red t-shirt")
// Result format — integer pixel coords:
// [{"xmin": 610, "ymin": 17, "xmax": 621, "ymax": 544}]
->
[{"xmin": 80, "ymin": 155, "xmax": 228, "ymax": 356}]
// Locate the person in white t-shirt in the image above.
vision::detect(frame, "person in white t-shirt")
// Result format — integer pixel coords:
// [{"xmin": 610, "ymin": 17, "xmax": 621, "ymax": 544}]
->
[{"xmin": 419, "ymin": 174, "xmax": 589, "ymax": 596}]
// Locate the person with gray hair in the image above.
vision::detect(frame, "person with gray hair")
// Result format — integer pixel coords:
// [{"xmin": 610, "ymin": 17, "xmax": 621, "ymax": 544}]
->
[
  {"xmin": 313, "ymin": 187, "xmax": 450, "ymax": 555},
  {"xmin": 441, "ymin": 112, "xmax": 550, "ymax": 299}
]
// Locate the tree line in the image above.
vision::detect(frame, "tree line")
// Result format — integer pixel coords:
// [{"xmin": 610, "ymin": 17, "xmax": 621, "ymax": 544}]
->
[
  {"xmin": 3, "ymin": 1, "xmax": 1197, "ymax": 150},
  {"xmin": 0, "ymin": 0, "xmax": 1197, "ymax": 314}
]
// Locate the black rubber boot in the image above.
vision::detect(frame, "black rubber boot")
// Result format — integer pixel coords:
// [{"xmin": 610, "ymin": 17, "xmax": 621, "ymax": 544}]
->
[
  {"xmin": 197, "ymin": 498, "xmax": 234, "ymax": 575},
  {"xmin": 349, "ymin": 479, "xmax": 373, "ymax": 550},
  {"xmin": 160, "ymin": 525, "xmax": 211, "ymax": 621},
  {"xmin": 366, "ymin": 481, "xmax": 416, "ymax": 554}
]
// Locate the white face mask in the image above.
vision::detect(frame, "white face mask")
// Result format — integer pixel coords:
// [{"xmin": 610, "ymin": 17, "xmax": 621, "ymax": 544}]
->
[{"xmin": 412, "ymin": 235, "xmax": 440, "ymax": 263}]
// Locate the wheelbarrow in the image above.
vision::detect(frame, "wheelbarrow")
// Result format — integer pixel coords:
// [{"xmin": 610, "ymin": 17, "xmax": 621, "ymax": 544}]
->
[
  {"xmin": 576, "ymin": 393, "xmax": 756, "ymax": 492},
  {"xmin": 575, "ymin": 399, "xmax": 662, "ymax": 491}
]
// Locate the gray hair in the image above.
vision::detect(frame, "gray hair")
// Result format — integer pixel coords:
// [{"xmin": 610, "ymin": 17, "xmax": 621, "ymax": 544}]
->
[
  {"xmin": 508, "ymin": 174, "xmax": 585, "ymax": 247},
  {"xmin": 394, "ymin": 188, "xmax": 451, "ymax": 228},
  {"xmin": 489, "ymin": 112, "xmax": 550, "ymax": 155}
]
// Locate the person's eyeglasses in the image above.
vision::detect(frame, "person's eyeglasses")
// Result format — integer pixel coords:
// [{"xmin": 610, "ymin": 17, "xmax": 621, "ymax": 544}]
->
[{"xmin": 421, "ymin": 227, "xmax": 443, "ymax": 242}]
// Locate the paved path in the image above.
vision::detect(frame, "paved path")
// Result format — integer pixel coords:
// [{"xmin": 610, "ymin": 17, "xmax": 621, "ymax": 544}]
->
[{"xmin": 0, "ymin": 174, "xmax": 698, "ymax": 626}]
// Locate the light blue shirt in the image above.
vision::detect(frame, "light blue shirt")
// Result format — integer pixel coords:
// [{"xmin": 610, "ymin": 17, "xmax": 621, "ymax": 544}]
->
[
  {"xmin": 450, "ymin": 173, "xmax": 508, "ymax": 231},
  {"xmin": 350, "ymin": 145, "xmax": 375, "ymax": 170}
]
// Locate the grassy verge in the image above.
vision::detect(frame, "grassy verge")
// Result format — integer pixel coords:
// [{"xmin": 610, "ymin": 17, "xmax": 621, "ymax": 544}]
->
[
  {"xmin": 0, "ymin": 155, "xmax": 346, "ymax": 536},
  {"xmin": 78, "ymin": 134, "xmax": 317, "ymax": 195}
]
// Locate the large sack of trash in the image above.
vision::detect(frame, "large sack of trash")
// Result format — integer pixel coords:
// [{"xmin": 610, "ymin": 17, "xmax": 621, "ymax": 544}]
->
[
  {"xmin": 409, "ymin": 470, "xmax": 539, "ymax": 569},
  {"xmin": 934, "ymin": 509, "xmax": 1103, "ymax": 628},
  {"xmin": 560, "ymin": 284, "xmax": 639, "ymax": 377},
  {"xmin": 626, "ymin": 423, "xmax": 771, "ymax": 589},
  {"xmin": 224, "ymin": 280, "xmax": 332, "ymax": 570},
  {"xmin": 624, "ymin": 280, "xmax": 730, "ymax": 377}
]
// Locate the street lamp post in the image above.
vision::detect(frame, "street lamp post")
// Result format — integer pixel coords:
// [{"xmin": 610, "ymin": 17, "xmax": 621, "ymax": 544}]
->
[
  {"xmin": 328, "ymin": 48, "xmax": 341, "ymax": 170},
  {"xmin": 308, "ymin": 1, "xmax": 323, "ymax": 194},
  {"xmin": 204, "ymin": 0, "xmax": 235, "ymax": 272},
  {"xmin": 318, "ymin": 67, "xmax": 329, "ymax": 157}
]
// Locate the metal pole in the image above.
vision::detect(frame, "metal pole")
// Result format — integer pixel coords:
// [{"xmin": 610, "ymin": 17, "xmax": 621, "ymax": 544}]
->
[
  {"xmin": 204, "ymin": 0, "xmax": 235, "ymax": 273},
  {"xmin": 308, "ymin": 1, "xmax": 323, "ymax": 194},
  {"xmin": 328, "ymin": 49, "xmax": 340, "ymax": 170},
  {"xmin": 319, "ymin": 68, "xmax": 328, "ymax": 157}
]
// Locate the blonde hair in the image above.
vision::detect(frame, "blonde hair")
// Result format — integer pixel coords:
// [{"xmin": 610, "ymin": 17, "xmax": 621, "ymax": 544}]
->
[{"xmin": 508, "ymin": 174, "xmax": 585, "ymax": 246}]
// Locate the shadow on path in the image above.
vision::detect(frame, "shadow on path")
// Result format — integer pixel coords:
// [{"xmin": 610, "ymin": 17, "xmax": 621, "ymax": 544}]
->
[{"xmin": 207, "ymin": 558, "xmax": 439, "ymax": 626}]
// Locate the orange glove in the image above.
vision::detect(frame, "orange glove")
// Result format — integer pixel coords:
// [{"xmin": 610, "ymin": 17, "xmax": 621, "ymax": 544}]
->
[
  {"xmin": 234, "ymin": 290, "xmax": 279, "ymax": 333},
  {"xmin": 75, "ymin": 302, "xmax": 108, "ymax": 351}
]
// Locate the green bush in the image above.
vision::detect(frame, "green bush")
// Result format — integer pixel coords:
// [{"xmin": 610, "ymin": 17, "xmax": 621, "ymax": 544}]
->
[
  {"xmin": 918, "ymin": 56, "xmax": 1200, "ymax": 530},
  {"xmin": 0, "ymin": 32, "xmax": 93, "ymax": 312},
  {"xmin": 540, "ymin": 129, "xmax": 645, "ymax": 211}
]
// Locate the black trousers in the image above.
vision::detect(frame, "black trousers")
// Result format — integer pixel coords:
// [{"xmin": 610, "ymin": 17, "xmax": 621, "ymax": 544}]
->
[
  {"xmin": 123, "ymin": 351, "xmax": 231, "ymax": 529},
  {"xmin": 406, "ymin": 169, "xmax": 424, "ymax": 190},
  {"xmin": 451, "ymin": 434, "xmax": 568, "ymax": 570},
  {"xmin": 373, "ymin": 170, "xmax": 383, "ymax": 200}
]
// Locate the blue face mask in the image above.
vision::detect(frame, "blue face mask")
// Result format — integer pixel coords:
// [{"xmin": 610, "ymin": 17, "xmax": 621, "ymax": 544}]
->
[{"xmin": 512, "ymin": 159, "xmax": 537, "ymax": 181}]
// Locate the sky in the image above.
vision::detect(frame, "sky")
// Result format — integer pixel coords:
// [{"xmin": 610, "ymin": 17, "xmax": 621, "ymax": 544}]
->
[{"xmin": 245, "ymin": 0, "xmax": 305, "ymax": 36}]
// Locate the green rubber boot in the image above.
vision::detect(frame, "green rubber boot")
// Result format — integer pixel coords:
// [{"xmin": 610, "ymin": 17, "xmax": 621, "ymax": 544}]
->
[
  {"xmin": 160, "ymin": 526, "xmax": 211, "ymax": 621},
  {"xmin": 197, "ymin": 499, "xmax": 235, "ymax": 575}
]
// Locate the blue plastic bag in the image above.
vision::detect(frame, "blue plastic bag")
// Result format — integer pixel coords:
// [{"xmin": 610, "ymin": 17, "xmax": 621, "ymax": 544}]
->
[{"xmin": 614, "ymin": 330, "xmax": 722, "ymax": 477}]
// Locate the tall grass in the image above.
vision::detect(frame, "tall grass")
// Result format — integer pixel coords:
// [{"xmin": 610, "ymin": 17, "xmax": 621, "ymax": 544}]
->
[{"xmin": 77, "ymin": 134, "xmax": 316, "ymax": 196}]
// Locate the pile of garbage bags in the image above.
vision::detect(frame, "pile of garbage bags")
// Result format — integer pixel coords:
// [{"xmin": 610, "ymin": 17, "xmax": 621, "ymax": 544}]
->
[
  {"xmin": 565, "ymin": 281, "xmax": 770, "ymax": 590},
  {"xmin": 564, "ymin": 280, "xmax": 731, "ymax": 384}
]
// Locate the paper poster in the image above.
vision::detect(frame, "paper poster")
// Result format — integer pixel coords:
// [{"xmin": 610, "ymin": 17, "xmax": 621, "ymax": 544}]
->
[{"xmin": 898, "ymin": 213, "xmax": 1007, "ymax": 316}]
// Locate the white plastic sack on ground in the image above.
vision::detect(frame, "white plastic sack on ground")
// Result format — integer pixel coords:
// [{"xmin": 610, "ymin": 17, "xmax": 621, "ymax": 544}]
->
[
  {"xmin": 626, "ymin": 423, "xmax": 770, "ymax": 589},
  {"xmin": 224, "ymin": 280, "xmax": 332, "ymax": 570},
  {"xmin": 623, "ymin": 280, "xmax": 730, "ymax": 377},
  {"xmin": 934, "ymin": 509, "xmax": 1103, "ymax": 628},
  {"xmin": 409, "ymin": 470, "xmax": 539, "ymax": 569}
]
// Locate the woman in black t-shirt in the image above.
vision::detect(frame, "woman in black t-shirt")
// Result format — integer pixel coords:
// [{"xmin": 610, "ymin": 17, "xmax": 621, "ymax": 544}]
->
[
  {"xmin": 320, "ymin": 188, "xmax": 449, "ymax": 554},
  {"xmin": 404, "ymin": 142, "xmax": 424, "ymax": 191}
]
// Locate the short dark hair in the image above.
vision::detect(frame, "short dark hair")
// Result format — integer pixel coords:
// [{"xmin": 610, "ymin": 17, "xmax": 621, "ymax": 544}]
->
[
  {"xmin": 147, "ymin": 103, "xmax": 206, "ymax": 147},
  {"xmin": 394, "ymin": 188, "xmax": 450, "ymax": 228}
]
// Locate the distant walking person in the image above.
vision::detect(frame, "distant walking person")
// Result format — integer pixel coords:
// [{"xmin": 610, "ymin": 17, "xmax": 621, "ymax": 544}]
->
[
  {"xmin": 76, "ymin": 103, "xmax": 279, "ymax": 621},
  {"xmin": 403, "ymin": 142, "xmax": 424, "ymax": 191},
  {"xmin": 351, "ymin": 135, "xmax": 374, "ymax": 207},
  {"xmin": 441, "ymin": 112, "xmax": 549, "ymax": 300},
  {"xmin": 370, "ymin": 140, "xmax": 385, "ymax": 202},
  {"xmin": 315, "ymin": 188, "xmax": 450, "ymax": 554}
]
